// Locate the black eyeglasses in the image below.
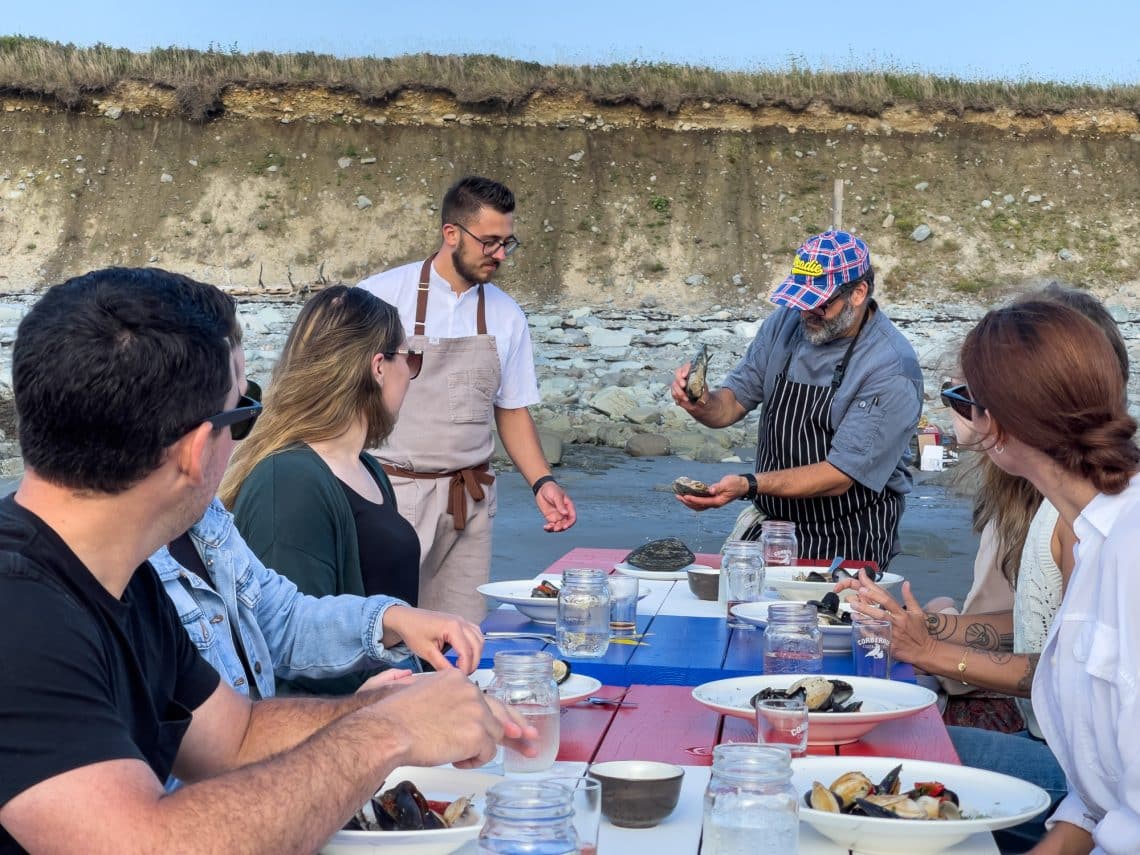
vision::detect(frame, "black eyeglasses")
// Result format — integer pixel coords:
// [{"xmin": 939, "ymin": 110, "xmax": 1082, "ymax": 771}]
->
[
  {"xmin": 451, "ymin": 222, "xmax": 521, "ymax": 257},
  {"xmin": 206, "ymin": 393, "xmax": 262, "ymax": 441},
  {"xmin": 808, "ymin": 282, "xmax": 861, "ymax": 316},
  {"xmin": 940, "ymin": 381, "xmax": 983, "ymax": 421},
  {"xmin": 384, "ymin": 347, "xmax": 423, "ymax": 380}
]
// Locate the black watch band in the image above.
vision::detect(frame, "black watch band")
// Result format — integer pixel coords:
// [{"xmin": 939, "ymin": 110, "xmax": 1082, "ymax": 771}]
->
[
  {"xmin": 531, "ymin": 474, "xmax": 557, "ymax": 496},
  {"xmin": 739, "ymin": 473, "xmax": 758, "ymax": 502}
]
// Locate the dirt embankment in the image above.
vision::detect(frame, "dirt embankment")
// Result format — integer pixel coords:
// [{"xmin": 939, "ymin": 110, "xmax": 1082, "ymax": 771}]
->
[{"xmin": 2, "ymin": 83, "xmax": 1139, "ymax": 308}]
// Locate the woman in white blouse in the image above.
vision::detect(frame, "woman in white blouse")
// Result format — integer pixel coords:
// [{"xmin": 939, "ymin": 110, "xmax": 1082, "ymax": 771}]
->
[{"xmin": 849, "ymin": 298, "xmax": 1140, "ymax": 855}]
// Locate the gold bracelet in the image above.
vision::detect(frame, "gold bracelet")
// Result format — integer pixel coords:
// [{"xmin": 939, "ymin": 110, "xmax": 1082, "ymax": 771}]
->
[{"xmin": 957, "ymin": 647, "xmax": 971, "ymax": 685}]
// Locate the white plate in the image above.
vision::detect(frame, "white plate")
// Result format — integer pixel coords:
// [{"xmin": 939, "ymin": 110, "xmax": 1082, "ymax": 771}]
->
[
  {"xmin": 470, "ymin": 668, "xmax": 603, "ymax": 706},
  {"xmin": 690, "ymin": 674, "xmax": 937, "ymax": 745},
  {"xmin": 477, "ymin": 579, "xmax": 650, "ymax": 625},
  {"xmin": 763, "ymin": 565, "xmax": 903, "ymax": 602},
  {"xmin": 729, "ymin": 601, "xmax": 854, "ymax": 653},
  {"xmin": 614, "ymin": 561, "xmax": 713, "ymax": 581},
  {"xmin": 322, "ymin": 765, "xmax": 500, "ymax": 854},
  {"xmin": 792, "ymin": 755, "xmax": 1052, "ymax": 854}
]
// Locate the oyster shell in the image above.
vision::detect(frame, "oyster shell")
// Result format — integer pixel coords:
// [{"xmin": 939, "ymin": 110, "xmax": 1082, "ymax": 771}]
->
[
  {"xmin": 684, "ymin": 344, "xmax": 710, "ymax": 402},
  {"xmin": 623, "ymin": 537, "xmax": 695, "ymax": 572},
  {"xmin": 672, "ymin": 476, "xmax": 712, "ymax": 497}
]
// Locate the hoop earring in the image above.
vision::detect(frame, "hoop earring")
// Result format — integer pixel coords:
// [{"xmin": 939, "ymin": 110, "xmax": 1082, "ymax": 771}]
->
[{"xmin": 994, "ymin": 443, "xmax": 1004, "ymax": 455}]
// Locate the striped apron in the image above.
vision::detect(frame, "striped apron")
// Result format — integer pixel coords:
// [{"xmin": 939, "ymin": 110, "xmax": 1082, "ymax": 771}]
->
[{"xmin": 746, "ymin": 317, "xmax": 903, "ymax": 570}]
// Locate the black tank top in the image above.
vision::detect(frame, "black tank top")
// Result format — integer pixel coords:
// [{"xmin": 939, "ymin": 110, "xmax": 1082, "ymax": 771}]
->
[{"xmin": 337, "ymin": 477, "xmax": 421, "ymax": 607}]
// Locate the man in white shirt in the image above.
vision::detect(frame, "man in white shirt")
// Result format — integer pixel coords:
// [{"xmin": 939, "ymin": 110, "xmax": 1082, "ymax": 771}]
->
[{"xmin": 359, "ymin": 176, "xmax": 576, "ymax": 621}]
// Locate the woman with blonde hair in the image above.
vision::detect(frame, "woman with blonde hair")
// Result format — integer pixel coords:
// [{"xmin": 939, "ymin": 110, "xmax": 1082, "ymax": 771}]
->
[{"xmin": 221, "ymin": 285, "xmax": 428, "ymax": 695}]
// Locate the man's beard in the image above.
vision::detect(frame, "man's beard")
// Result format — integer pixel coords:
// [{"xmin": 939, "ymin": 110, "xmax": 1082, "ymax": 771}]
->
[
  {"xmin": 802, "ymin": 297, "xmax": 857, "ymax": 345},
  {"xmin": 453, "ymin": 245, "xmax": 499, "ymax": 285}
]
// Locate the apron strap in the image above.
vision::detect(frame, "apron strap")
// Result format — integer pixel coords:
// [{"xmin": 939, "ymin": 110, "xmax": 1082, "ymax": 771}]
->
[
  {"xmin": 413, "ymin": 253, "xmax": 437, "ymax": 337},
  {"xmin": 381, "ymin": 462, "xmax": 495, "ymax": 531},
  {"xmin": 476, "ymin": 284, "xmax": 487, "ymax": 336}
]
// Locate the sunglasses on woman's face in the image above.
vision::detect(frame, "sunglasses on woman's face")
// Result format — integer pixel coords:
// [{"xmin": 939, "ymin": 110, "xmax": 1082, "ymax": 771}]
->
[
  {"xmin": 940, "ymin": 381, "xmax": 983, "ymax": 421},
  {"xmin": 385, "ymin": 347, "xmax": 423, "ymax": 380}
]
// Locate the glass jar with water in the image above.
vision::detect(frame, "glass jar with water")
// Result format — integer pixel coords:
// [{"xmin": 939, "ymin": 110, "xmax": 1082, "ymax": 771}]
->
[
  {"xmin": 702, "ymin": 744, "xmax": 799, "ymax": 855},
  {"xmin": 720, "ymin": 540, "xmax": 765, "ymax": 629},
  {"xmin": 763, "ymin": 602, "xmax": 823, "ymax": 674},
  {"xmin": 759, "ymin": 520, "xmax": 798, "ymax": 567},
  {"xmin": 556, "ymin": 568, "xmax": 611, "ymax": 659},
  {"xmin": 484, "ymin": 651, "xmax": 560, "ymax": 772},
  {"xmin": 478, "ymin": 779, "xmax": 578, "ymax": 855}
]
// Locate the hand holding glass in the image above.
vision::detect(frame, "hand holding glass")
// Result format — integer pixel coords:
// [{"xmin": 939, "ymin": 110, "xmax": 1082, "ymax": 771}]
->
[{"xmin": 754, "ymin": 697, "xmax": 809, "ymax": 758}]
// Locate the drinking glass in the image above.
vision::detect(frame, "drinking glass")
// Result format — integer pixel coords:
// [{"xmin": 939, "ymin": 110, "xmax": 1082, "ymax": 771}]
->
[
  {"xmin": 607, "ymin": 575, "xmax": 639, "ymax": 637},
  {"xmin": 754, "ymin": 697, "xmax": 809, "ymax": 758},
  {"xmin": 851, "ymin": 615, "xmax": 892, "ymax": 679},
  {"xmin": 543, "ymin": 776, "xmax": 601, "ymax": 855},
  {"xmin": 724, "ymin": 557, "xmax": 764, "ymax": 629}
]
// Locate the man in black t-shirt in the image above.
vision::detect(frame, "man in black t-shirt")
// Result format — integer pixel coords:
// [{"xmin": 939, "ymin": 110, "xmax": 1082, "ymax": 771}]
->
[{"xmin": 0, "ymin": 268, "xmax": 535, "ymax": 855}]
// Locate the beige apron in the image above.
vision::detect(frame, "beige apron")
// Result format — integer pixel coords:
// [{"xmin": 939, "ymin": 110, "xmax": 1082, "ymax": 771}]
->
[{"xmin": 376, "ymin": 255, "xmax": 501, "ymax": 621}]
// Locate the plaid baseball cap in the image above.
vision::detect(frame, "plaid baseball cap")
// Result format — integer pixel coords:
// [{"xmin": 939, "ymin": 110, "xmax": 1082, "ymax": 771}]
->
[{"xmin": 771, "ymin": 230, "xmax": 871, "ymax": 310}]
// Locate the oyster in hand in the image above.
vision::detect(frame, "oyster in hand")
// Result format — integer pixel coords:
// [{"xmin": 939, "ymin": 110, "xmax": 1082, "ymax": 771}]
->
[
  {"xmin": 672, "ymin": 476, "xmax": 712, "ymax": 498},
  {"xmin": 684, "ymin": 344, "xmax": 710, "ymax": 402}
]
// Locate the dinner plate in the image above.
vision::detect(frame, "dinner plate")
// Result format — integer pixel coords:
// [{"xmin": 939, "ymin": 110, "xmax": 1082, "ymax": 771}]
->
[
  {"xmin": 791, "ymin": 755, "xmax": 1052, "ymax": 854},
  {"xmin": 613, "ymin": 561, "xmax": 714, "ymax": 581},
  {"xmin": 477, "ymin": 579, "xmax": 650, "ymax": 625},
  {"xmin": 322, "ymin": 765, "xmax": 501, "ymax": 854},
  {"xmin": 690, "ymin": 674, "xmax": 937, "ymax": 745},
  {"xmin": 763, "ymin": 565, "xmax": 903, "ymax": 602},
  {"xmin": 729, "ymin": 600, "xmax": 854, "ymax": 652},
  {"xmin": 470, "ymin": 668, "xmax": 603, "ymax": 706}
]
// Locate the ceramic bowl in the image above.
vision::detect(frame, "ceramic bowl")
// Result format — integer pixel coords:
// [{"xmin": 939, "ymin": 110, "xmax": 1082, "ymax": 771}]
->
[
  {"xmin": 686, "ymin": 565, "xmax": 720, "ymax": 601},
  {"xmin": 588, "ymin": 760, "xmax": 685, "ymax": 828}
]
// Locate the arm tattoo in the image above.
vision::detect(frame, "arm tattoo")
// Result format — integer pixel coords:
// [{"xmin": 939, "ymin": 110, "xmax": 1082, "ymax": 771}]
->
[
  {"xmin": 1016, "ymin": 653, "xmax": 1041, "ymax": 696},
  {"xmin": 977, "ymin": 649, "xmax": 1014, "ymax": 666},
  {"xmin": 963, "ymin": 621, "xmax": 1003, "ymax": 651},
  {"xmin": 925, "ymin": 613, "xmax": 958, "ymax": 639}
]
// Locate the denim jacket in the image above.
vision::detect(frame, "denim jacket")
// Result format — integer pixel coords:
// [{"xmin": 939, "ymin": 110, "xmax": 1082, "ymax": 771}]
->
[{"xmin": 150, "ymin": 498, "xmax": 410, "ymax": 700}]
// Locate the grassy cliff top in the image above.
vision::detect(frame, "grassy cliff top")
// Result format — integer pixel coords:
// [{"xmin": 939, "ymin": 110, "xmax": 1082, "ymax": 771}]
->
[{"xmin": 3, "ymin": 35, "xmax": 1140, "ymax": 122}]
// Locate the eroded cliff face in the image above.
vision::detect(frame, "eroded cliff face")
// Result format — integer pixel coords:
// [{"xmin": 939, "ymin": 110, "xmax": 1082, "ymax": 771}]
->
[{"xmin": 1, "ymin": 84, "xmax": 1139, "ymax": 308}]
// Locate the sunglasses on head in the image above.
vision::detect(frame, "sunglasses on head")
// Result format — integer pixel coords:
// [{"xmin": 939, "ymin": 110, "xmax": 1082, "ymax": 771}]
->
[
  {"xmin": 384, "ymin": 347, "xmax": 423, "ymax": 380},
  {"xmin": 940, "ymin": 381, "xmax": 983, "ymax": 421}
]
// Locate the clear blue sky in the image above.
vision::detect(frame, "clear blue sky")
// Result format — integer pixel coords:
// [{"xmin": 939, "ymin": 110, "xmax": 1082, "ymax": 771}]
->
[{"xmin": 8, "ymin": 1, "xmax": 1140, "ymax": 84}]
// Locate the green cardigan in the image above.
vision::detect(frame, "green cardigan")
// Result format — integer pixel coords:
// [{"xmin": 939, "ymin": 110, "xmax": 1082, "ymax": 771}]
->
[{"xmin": 231, "ymin": 444, "xmax": 396, "ymax": 696}]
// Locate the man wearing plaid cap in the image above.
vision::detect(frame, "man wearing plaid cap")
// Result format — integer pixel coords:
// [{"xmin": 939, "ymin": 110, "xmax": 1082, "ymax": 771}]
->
[{"xmin": 670, "ymin": 230, "xmax": 922, "ymax": 570}]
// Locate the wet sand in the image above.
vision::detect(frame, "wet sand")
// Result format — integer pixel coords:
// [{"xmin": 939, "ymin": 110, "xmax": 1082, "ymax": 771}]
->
[{"xmin": 491, "ymin": 446, "xmax": 982, "ymax": 606}]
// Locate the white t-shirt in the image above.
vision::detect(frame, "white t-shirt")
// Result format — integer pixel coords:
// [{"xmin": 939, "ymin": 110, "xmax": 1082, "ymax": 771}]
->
[
  {"xmin": 358, "ymin": 259, "xmax": 539, "ymax": 410},
  {"xmin": 1033, "ymin": 473, "xmax": 1140, "ymax": 853}
]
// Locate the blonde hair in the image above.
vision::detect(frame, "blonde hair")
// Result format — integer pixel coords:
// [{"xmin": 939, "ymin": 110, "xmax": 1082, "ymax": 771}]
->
[{"xmin": 220, "ymin": 286, "xmax": 403, "ymax": 507}]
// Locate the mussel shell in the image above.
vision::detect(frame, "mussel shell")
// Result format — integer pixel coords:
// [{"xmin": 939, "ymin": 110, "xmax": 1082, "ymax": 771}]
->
[
  {"xmin": 789, "ymin": 676, "xmax": 835, "ymax": 711},
  {"xmin": 829, "ymin": 771, "xmax": 874, "ymax": 807},
  {"xmin": 624, "ymin": 537, "xmax": 695, "ymax": 572},
  {"xmin": 807, "ymin": 781, "xmax": 842, "ymax": 812},
  {"xmin": 685, "ymin": 344, "xmax": 710, "ymax": 402}
]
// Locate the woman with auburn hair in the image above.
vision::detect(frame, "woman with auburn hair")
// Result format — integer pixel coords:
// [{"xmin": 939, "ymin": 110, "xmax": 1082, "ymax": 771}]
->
[
  {"xmin": 847, "ymin": 299, "xmax": 1140, "ymax": 854},
  {"xmin": 221, "ymin": 286, "xmax": 428, "ymax": 695}
]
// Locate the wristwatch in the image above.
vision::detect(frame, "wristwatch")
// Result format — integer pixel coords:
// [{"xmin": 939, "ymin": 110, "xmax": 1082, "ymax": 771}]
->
[{"xmin": 739, "ymin": 473, "xmax": 758, "ymax": 502}]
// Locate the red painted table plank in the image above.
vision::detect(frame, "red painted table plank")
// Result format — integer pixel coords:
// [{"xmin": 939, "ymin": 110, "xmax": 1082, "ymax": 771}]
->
[
  {"xmin": 557, "ymin": 689, "xmax": 623, "ymax": 762},
  {"xmin": 838, "ymin": 705, "xmax": 960, "ymax": 763},
  {"xmin": 592, "ymin": 685, "xmax": 721, "ymax": 767},
  {"xmin": 542, "ymin": 547, "xmax": 624, "ymax": 575}
]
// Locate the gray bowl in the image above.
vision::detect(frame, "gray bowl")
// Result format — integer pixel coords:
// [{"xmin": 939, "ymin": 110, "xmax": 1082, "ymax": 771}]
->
[
  {"xmin": 687, "ymin": 565, "xmax": 720, "ymax": 601},
  {"xmin": 589, "ymin": 760, "xmax": 685, "ymax": 828}
]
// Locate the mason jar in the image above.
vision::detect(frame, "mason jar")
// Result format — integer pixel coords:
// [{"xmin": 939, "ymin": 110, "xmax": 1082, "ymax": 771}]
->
[
  {"xmin": 702, "ymin": 744, "xmax": 799, "ymax": 854},
  {"xmin": 478, "ymin": 780, "xmax": 578, "ymax": 855},
  {"xmin": 484, "ymin": 651, "xmax": 560, "ymax": 773},
  {"xmin": 759, "ymin": 520, "xmax": 798, "ymax": 567},
  {"xmin": 721, "ymin": 540, "xmax": 766, "ymax": 628},
  {"xmin": 763, "ymin": 602, "xmax": 823, "ymax": 675},
  {"xmin": 556, "ymin": 568, "xmax": 611, "ymax": 659}
]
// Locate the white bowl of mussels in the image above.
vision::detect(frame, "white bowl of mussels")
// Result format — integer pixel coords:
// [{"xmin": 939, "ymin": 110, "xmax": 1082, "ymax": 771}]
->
[
  {"xmin": 792, "ymin": 756, "xmax": 1052, "ymax": 854},
  {"xmin": 730, "ymin": 597, "xmax": 854, "ymax": 652},
  {"xmin": 322, "ymin": 765, "xmax": 499, "ymax": 854},
  {"xmin": 690, "ymin": 675, "xmax": 937, "ymax": 745},
  {"xmin": 763, "ymin": 564, "xmax": 904, "ymax": 602}
]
